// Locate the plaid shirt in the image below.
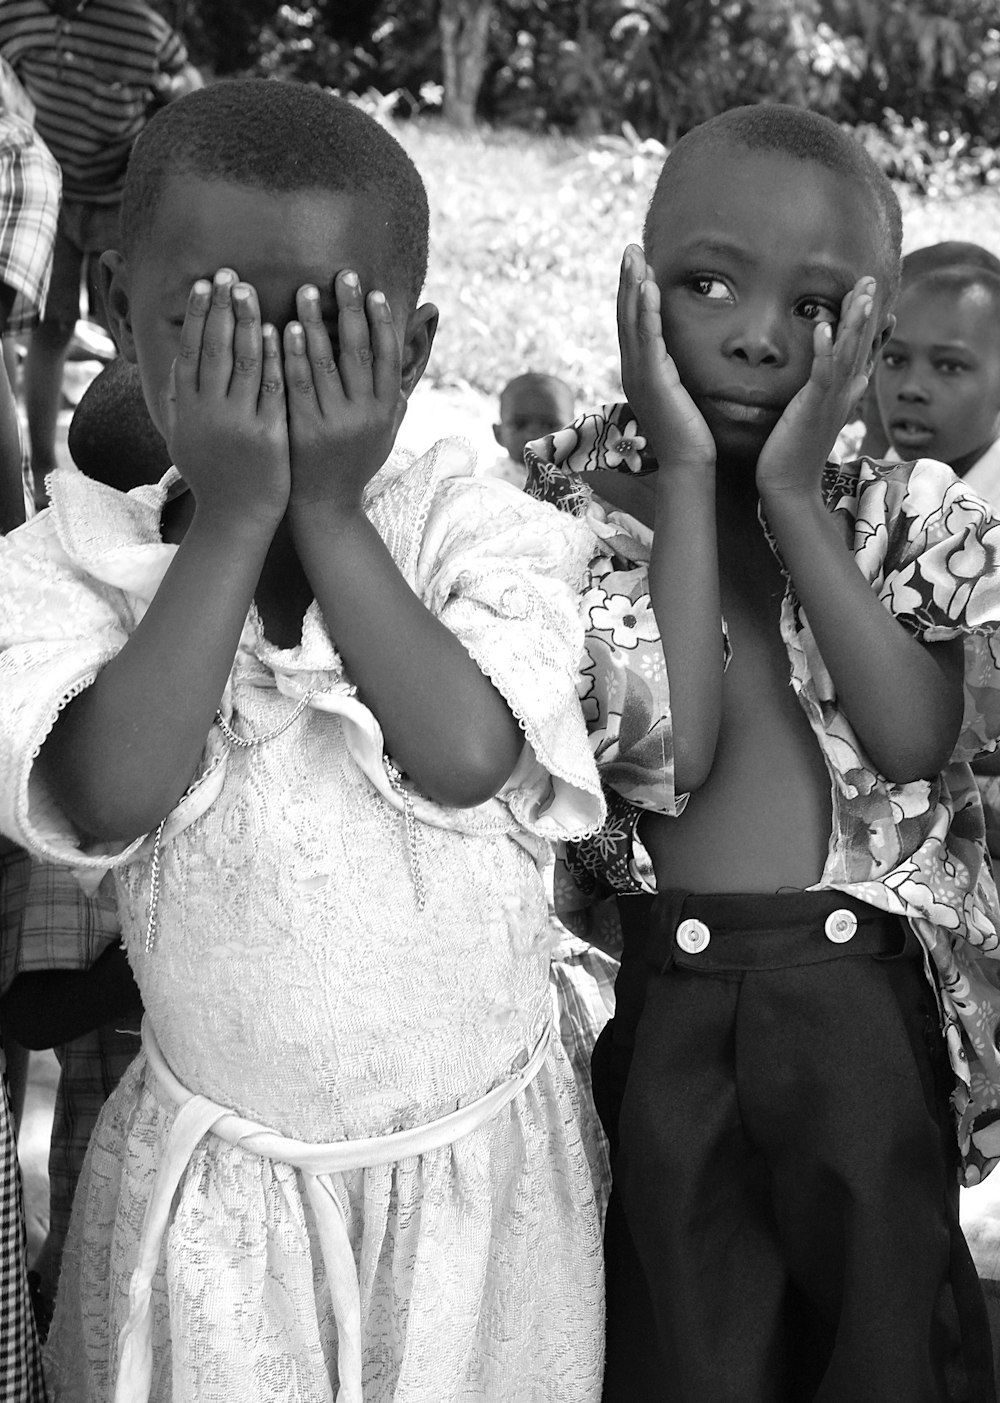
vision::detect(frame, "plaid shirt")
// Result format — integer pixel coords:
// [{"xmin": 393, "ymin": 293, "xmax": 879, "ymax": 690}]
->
[
  {"xmin": 12, "ymin": 861, "xmax": 141, "ymax": 1261},
  {"xmin": 0, "ymin": 111, "xmax": 59, "ymax": 332},
  {"xmin": 0, "ymin": 841, "xmax": 45, "ymax": 1399}
]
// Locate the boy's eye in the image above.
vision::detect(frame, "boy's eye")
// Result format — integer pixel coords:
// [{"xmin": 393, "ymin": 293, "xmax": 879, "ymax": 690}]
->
[
  {"xmin": 796, "ymin": 298, "xmax": 838, "ymax": 326},
  {"xmin": 880, "ymin": 351, "xmax": 904, "ymax": 370},
  {"xmin": 689, "ymin": 275, "xmax": 731, "ymax": 301},
  {"xmin": 935, "ymin": 358, "xmax": 967, "ymax": 375}
]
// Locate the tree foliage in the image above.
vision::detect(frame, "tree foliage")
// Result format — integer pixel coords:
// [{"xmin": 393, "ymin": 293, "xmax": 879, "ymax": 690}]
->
[{"xmin": 174, "ymin": 0, "xmax": 1000, "ymax": 188}]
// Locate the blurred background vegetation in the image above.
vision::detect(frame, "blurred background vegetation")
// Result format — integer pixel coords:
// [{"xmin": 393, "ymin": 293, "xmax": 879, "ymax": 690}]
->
[{"xmin": 150, "ymin": 1, "xmax": 1000, "ymax": 407}]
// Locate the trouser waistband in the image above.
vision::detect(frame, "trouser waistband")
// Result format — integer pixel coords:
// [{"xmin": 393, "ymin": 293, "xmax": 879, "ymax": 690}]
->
[{"xmin": 617, "ymin": 889, "xmax": 910, "ymax": 974}]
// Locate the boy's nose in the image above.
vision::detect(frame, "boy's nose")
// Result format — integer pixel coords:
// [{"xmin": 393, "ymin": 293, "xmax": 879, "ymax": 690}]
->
[
  {"xmin": 899, "ymin": 376, "xmax": 930, "ymax": 403},
  {"xmin": 723, "ymin": 306, "xmax": 785, "ymax": 367}
]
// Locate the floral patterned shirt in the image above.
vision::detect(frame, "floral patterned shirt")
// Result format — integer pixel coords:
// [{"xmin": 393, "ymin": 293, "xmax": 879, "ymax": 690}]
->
[{"xmin": 526, "ymin": 402, "xmax": 1000, "ymax": 1185}]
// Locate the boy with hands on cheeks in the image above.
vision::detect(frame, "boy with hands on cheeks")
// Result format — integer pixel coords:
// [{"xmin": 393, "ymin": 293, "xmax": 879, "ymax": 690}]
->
[
  {"xmin": 527, "ymin": 105, "xmax": 1000, "ymax": 1401},
  {"xmin": 0, "ymin": 81, "xmax": 608, "ymax": 1403}
]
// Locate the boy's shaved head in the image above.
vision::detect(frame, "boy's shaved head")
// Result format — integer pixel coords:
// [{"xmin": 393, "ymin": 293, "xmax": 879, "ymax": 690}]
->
[
  {"xmin": 500, "ymin": 373, "xmax": 573, "ymax": 417},
  {"xmin": 122, "ymin": 79, "xmax": 429, "ymax": 303},
  {"xmin": 904, "ymin": 265, "xmax": 1000, "ymax": 322},
  {"xmin": 902, "ymin": 242, "xmax": 1000, "ymax": 285},
  {"xmin": 644, "ymin": 103, "xmax": 902, "ymax": 310}
]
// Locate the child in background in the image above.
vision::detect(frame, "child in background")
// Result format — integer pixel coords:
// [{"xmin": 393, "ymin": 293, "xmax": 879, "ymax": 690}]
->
[
  {"xmin": 0, "ymin": 866, "xmax": 142, "ymax": 1335},
  {"xmin": 0, "ymin": 104, "xmax": 60, "ymax": 1403},
  {"xmin": 67, "ymin": 355, "xmax": 172, "ymax": 491},
  {"xmin": 527, "ymin": 104, "xmax": 1000, "ymax": 1400},
  {"xmin": 875, "ymin": 249, "xmax": 1000, "ymax": 500},
  {"xmin": 875, "ymin": 247, "xmax": 1000, "ymax": 863},
  {"xmin": 490, "ymin": 370, "xmax": 573, "ymax": 485},
  {"xmin": 0, "ymin": 80, "xmax": 607, "ymax": 1402},
  {"xmin": 855, "ymin": 240, "xmax": 1000, "ymax": 462}
]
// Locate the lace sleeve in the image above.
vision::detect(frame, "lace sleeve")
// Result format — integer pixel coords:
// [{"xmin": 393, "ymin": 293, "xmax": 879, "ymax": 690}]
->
[
  {"xmin": 836, "ymin": 457, "xmax": 1000, "ymax": 762},
  {"xmin": 0, "ymin": 512, "xmax": 150, "ymax": 868},
  {"xmin": 415, "ymin": 475, "xmax": 604, "ymax": 841}
]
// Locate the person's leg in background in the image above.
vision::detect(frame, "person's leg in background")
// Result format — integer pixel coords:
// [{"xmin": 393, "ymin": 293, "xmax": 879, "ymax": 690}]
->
[{"xmin": 23, "ymin": 200, "xmax": 119, "ymax": 506}]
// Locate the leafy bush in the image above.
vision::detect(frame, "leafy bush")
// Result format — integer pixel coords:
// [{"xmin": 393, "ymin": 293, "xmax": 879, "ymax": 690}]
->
[{"xmin": 854, "ymin": 109, "xmax": 1000, "ymax": 199}]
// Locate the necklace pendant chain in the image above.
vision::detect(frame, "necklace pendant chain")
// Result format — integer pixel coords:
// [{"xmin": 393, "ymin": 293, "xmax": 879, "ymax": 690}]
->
[
  {"xmin": 385, "ymin": 759, "xmax": 427, "ymax": 913},
  {"xmin": 215, "ymin": 689, "xmax": 315, "ymax": 748}
]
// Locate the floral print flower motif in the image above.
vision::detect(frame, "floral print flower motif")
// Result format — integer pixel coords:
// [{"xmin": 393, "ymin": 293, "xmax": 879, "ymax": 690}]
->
[
  {"xmin": 602, "ymin": 420, "xmax": 647, "ymax": 474},
  {"xmin": 587, "ymin": 591, "xmax": 659, "ymax": 649}
]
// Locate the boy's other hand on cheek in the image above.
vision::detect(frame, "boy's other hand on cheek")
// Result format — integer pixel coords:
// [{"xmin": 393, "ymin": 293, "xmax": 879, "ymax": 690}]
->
[
  {"xmin": 618, "ymin": 244, "xmax": 715, "ymax": 476},
  {"xmin": 285, "ymin": 271, "xmax": 405, "ymax": 516},
  {"xmin": 163, "ymin": 270, "xmax": 290, "ymax": 532},
  {"xmin": 756, "ymin": 276, "xmax": 875, "ymax": 498}
]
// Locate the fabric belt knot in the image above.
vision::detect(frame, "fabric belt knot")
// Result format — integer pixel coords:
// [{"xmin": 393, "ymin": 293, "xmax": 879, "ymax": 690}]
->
[{"xmin": 113, "ymin": 1016, "xmax": 553, "ymax": 1403}]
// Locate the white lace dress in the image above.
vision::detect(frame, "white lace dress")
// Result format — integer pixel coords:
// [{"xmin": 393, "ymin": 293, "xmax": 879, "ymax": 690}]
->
[{"xmin": 0, "ymin": 441, "xmax": 607, "ymax": 1403}]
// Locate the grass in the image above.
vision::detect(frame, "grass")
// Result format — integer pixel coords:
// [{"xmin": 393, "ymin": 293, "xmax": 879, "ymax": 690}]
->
[{"xmin": 392, "ymin": 119, "xmax": 1000, "ymax": 408}]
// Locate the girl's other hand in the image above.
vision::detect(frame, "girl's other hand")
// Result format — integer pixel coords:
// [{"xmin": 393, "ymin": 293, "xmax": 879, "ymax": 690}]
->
[
  {"xmin": 285, "ymin": 270, "xmax": 405, "ymax": 514},
  {"xmin": 161, "ymin": 269, "xmax": 290, "ymax": 530}
]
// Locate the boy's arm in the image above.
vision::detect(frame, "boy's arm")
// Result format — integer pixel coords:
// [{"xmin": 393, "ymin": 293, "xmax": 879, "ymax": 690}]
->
[
  {"xmin": 617, "ymin": 246, "xmax": 723, "ymax": 793},
  {"xmin": 39, "ymin": 275, "xmax": 291, "ymax": 841},
  {"xmin": 285, "ymin": 276, "xmax": 523, "ymax": 809},
  {"xmin": 757, "ymin": 280, "xmax": 964, "ymax": 782}
]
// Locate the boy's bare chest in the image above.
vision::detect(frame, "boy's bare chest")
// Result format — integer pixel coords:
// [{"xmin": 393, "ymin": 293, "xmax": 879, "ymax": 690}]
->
[{"xmin": 644, "ymin": 556, "xmax": 833, "ymax": 892}]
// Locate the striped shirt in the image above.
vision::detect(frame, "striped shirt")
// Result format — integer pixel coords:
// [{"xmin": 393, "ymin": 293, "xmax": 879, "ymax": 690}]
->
[
  {"xmin": 0, "ymin": 0, "xmax": 187, "ymax": 202},
  {"xmin": 0, "ymin": 110, "xmax": 59, "ymax": 330}
]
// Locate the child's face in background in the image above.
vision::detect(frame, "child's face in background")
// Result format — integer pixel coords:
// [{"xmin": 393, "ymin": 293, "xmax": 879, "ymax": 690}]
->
[
  {"xmin": 643, "ymin": 147, "xmax": 891, "ymax": 469},
  {"xmin": 875, "ymin": 281, "xmax": 1000, "ymax": 475},
  {"xmin": 493, "ymin": 382, "xmax": 573, "ymax": 464},
  {"xmin": 104, "ymin": 173, "xmax": 417, "ymax": 442}
]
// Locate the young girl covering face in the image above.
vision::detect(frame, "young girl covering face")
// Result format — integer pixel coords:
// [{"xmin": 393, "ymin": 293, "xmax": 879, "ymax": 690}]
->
[{"xmin": 0, "ymin": 81, "xmax": 610, "ymax": 1402}]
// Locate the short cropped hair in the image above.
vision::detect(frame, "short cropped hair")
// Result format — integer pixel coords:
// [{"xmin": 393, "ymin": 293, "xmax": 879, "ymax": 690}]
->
[
  {"xmin": 499, "ymin": 373, "xmax": 574, "ymax": 415},
  {"xmin": 644, "ymin": 103, "xmax": 902, "ymax": 309},
  {"xmin": 121, "ymin": 79, "xmax": 429, "ymax": 303},
  {"xmin": 901, "ymin": 242, "xmax": 1000, "ymax": 285},
  {"xmin": 68, "ymin": 359, "xmax": 171, "ymax": 491},
  {"xmin": 901, "ymin": 265, "xmax": 1000, "ymax": 324}
]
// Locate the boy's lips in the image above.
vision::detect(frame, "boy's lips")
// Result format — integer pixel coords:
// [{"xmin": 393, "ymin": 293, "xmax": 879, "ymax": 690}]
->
[
  {"xmin": 890, "ymin": 417, "xmax": 935, "ymax": 447},
  {"xmin": 704, "ymin": 393, "xmax": 784, "ymax": 425}
]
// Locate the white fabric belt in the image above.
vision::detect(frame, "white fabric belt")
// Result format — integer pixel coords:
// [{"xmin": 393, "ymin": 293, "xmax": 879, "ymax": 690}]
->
[{"xmin": 114, "ymin": 1016, "xmax": 553, "ymax": 1403}]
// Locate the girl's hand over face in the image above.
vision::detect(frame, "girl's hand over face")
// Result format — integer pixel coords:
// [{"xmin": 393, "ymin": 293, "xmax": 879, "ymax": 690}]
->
[
  {"xmin": 756, "ymin": 276, "xmax": 876, "ymax": 498},
  {"xmin": 160, "ymin": 270, "xmax": 290, "ymax": 531},
  {"xmin": 285, "ymin": 271, "xmax": 405, "ymax": 515},
  {"xmin": 617, "ymin": 243, "xmax": 716, "ymax": 477}
]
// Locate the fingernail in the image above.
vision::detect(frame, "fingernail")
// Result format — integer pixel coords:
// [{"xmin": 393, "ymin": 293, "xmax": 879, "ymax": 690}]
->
[
  {"xmin": 342, "ymin": 271, "xmax": 359, "ymax": 291},
  {"xmin": 288, "ymin": 323, "xmax": 304, "ymax": 352}
]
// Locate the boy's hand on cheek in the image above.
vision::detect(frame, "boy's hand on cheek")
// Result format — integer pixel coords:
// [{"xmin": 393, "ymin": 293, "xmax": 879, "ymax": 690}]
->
[
  {"xmin": 756, "ymin": 276, "xmax": 875, "ymax": 498},
  {"xmin": 285, "ymin": 271, "xmax": 405, "ymax": 516},
  {"xmin": 618, "ymin": 244, "xmax": 715, "ymax": 476},
  {"xmin": 162, "ymin": 271, "xmax": 290, "ymax": 532}
]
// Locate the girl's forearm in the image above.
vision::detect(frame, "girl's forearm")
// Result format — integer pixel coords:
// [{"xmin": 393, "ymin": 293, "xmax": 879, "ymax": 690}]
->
[
  {"xmin": 290, "ymin": 504, "xmax": 523, "ymax": 807},
  {"xmin": 40, "ymin": 511, "xmax": 275, "ymax": 841}
]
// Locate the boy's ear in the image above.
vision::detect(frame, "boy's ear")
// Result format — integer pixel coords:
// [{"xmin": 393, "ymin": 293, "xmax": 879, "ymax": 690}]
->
[
  {"xmin": 100, "ymin": 250, "xmax": 137, "ymax": 363},
  {"xmin": 400, "ymin": 302, "xmax": 438, "ymax": 398},
  {"xmin": 492, "ymin": 423, "xmax": 504, "ymax": 448}
]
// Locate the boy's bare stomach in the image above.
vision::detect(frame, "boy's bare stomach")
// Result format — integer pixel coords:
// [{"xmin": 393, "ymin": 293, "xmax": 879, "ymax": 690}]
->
[{"xmin": 643, "ymin": 613, "xmax": 833, "ymax": 894}]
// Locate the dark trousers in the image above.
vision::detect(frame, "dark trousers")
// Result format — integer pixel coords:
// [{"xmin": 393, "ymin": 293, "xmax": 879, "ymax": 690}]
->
[{"xmin": 594, "ymin": 890, "xmax": 996, "ymax": 1403}]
